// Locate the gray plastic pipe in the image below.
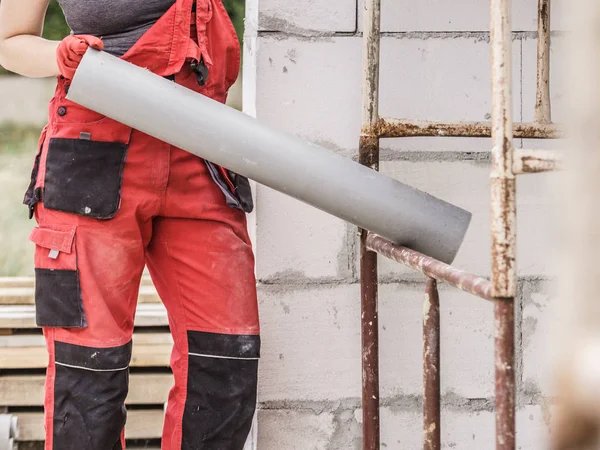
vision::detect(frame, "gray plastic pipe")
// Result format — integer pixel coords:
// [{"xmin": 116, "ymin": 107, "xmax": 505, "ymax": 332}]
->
[{"xmin": 67, "ymin": 49, "xmax": 472, "ymax": 264}]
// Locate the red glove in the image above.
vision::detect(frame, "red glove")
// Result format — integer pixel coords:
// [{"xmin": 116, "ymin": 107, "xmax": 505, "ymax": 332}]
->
[{"xmin": 56, "ymin": 34, "xmax": 104, "ymax": 80}]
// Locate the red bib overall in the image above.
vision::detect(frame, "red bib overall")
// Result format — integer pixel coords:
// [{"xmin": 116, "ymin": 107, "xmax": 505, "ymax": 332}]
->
[{"xmin": 22, "ymin": 1, "xmax": 260, "ymax": 449}]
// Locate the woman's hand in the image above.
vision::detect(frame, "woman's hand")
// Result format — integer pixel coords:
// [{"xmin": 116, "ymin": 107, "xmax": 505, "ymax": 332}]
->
[{"xmin": 56, "ymin": 35, "xmax": 104, "ymax": 80}]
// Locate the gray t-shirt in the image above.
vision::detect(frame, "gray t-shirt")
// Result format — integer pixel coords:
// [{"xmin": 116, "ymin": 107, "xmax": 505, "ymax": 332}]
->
[{"xmin": 57, "ymin": 0, "xmax": 177, "ymax": 57}]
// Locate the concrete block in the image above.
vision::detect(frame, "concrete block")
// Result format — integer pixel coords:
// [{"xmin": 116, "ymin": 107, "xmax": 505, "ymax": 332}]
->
[
  {"xmin": 257, "ymin": 409, "xmax": 337, "ymax": 450},
  {"xmin": 377, "ymin": 160, "xmax": 559, "ymax": 278},
  {"xmin": 379, "ymin": 405, "xmax": 549, "ymax": 449},
  {"xmin": 0, "ymin": 76, "xmax": 55, "ymax": 127},
  {"xmin": 256, "ymin": 37, "xmax": 362, "ymax": 157},
  {"xmin": 258, "ymin": 0, "xmax": 357, "ymax": 33},
  {"xmin": 379, "ymin": 283, "xmax": 495, "ymax": 399},
  {"xmin": 257, "ymin": 284, "xmax": 362, "ymax": 402},
  {"xmin": 255, "ymin": 186, "xmax": 352, "ymax": 281},
  {"xmin": 255, "ymin": 37, "xmax": 521, "ymax": 156},
  {"xmin": 378, "ymin": 38, "xmax": 521, "ymax": 123},
  {"xmin": 357, "ymin": 0, "xmax": 568, "ymax": 32},
  {"xmin": 522, "ymin": 285, "xmax": 561, "ymax": 397},
  {"xmin": 257, "ymin": 282, "xmax": 494, "ymax": 403}
]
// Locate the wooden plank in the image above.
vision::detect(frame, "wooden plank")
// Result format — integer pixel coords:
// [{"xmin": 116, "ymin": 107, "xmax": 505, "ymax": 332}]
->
[
  {"xmin": 16, "ymin": 409, "xmax": 164, "ymax": 441},
  {"xmin": 0, "ymin": 333, "xmax": 173, "ymax": 369},
  {"xmin": 0, "ymin": 277, "xmax": 160, "ymax": 305},
  {"xmin": 0, "ymin": 303, "xmax": 168, "ymax": 328},
  {"xmin": 0, "ymin": 278, "xmax": 35, "ymax": 289},
  {"xmin": 0, "ymin": 373, "xmax": 172, "ymax": 406}
]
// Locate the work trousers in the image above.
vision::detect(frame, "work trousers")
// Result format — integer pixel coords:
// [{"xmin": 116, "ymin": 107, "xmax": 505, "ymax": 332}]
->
[{"xmin": 28, "ymin": 120, "xmax": 260, "ymax": 449}]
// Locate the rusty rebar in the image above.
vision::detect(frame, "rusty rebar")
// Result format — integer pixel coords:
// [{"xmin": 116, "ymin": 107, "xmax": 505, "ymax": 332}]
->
[
  {"xmin": 373, "ymin": 118, "xmax": 561, "ymax": 139},
  {"xmin": 491, "ymin": 0, "xmax": 517, "ymax": 448},
  {"xmin": 535, "ymin": 0, "xmax": 552, "ymax": 124},
  {"xmin": 424, "ymin": 278, "xmax": 441, "ymax": 450},
  {"xmin": 513, "ymin": 149, "xmax": 563, "ymax": 174},
  {"xmin": 495, "ymin": 300, "xmax": 516, "ymax": 450},
  {"xmin": 360, "ymin": 228, "xmax": 380, "ymax": 450},
  {"xmin": 366, "ymin": 233, "xmax": 494, "ymax": 301},
  {"xmin": 359, "ymin": 0, "xmax": 381, "ymax": 448},
  {"xmin": 490, "ymin": 0, "xmax": 517, "ymax": 299}
]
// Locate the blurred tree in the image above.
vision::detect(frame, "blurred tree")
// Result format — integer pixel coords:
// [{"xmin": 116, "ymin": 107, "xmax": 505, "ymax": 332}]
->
[
  {"xmin": 222, "ymin": 0, "xmax": 245, "ymax": 41},
  {"xmin": 43, "ymin": 0, "xmax": 70, "ymax": 40}
]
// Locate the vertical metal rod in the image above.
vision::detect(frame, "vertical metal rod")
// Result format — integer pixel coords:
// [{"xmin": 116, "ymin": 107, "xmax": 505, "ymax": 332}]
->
[
  {"xmin": 495, "ymin": 300, "xmax": 516, "ymax": 450},
  {"xmin": 423, "ymin": 278, "xmax": 441, "ymax": 450},
  {"xmin": 534, "ymin": 0, "xmax": 552, "ymax": 123},
  {"xmin": 490, "ymin": 0, "xmax": 516, "ymax": 448},
  {"xmin": 490, "ymin": 0, "xmax": 516, "ymax": 299},
  {"xmin": 359, "ymin": 0, "xmax": 381, "ymax": 448}
]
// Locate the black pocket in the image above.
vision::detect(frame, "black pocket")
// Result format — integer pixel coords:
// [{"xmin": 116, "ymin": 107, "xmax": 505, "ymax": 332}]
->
[
  {"xmin": 43, "ymin": 137, "xmax": 128, "ymax": 219},
  {"xmin": 35, "ymin": 269, "xmax": 85, "ymax": 328}
]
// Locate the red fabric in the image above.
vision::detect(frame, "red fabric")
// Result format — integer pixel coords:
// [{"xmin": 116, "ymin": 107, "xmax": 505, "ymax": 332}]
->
[
  {"xmin": 34, "ymin": 1, "xmax": 254, "ymax": 448},
  {"xmin": 56, "ymin": 34, "xmax": 104, "ymax": 80}
]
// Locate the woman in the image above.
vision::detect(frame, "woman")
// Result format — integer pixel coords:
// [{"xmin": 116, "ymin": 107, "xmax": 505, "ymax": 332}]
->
[{"xmin": 0, "ymin": 1, "xmax": 260, "ymax": 449}]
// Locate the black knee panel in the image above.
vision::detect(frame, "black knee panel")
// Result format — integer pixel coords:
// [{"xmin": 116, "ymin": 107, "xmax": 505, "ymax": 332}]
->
[
  {"xmin": 52, "ymin": 340, "xmax": 132, "ymax": 450},
  {"xmin": 182, "ymin": 331, "xmax": 260, "ymax": 450}
]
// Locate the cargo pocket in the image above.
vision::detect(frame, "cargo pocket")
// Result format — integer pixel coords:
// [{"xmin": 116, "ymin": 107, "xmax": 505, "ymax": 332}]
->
[
  {"xmin": 29, "ymin": 225, "xmax": 86, "ymax": 328},
  {"xmin": 205, "ymin": 161, "xmax": 254, "ymax": 213},
  {"xmin": 42, "ymin": 123, "xmax": 132, "ymax": 219}
]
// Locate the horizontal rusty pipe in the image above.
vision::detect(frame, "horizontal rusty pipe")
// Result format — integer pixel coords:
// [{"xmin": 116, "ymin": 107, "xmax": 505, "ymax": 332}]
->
[
  {"xmin": 513, "ymin": 149, "xmax": 563, "ymax": 174},
  {"xmin": 366, "ymin": 233, "xmax": 493, "ymax": 301},
  {"xmin": 373, "ymin": 118, "xmax": 561, "ymax": 139}
]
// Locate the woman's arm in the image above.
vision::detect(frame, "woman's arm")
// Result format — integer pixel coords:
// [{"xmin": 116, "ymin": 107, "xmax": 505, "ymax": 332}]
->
[{"xmin": 0, "ymin": 0, "xmax": 60, "ymax": 78}]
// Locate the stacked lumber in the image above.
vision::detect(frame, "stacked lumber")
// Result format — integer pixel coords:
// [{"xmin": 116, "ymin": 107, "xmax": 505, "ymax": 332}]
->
[{"xmin": 0, "ymin": 276, "xmax": 172, "ymax": 449}]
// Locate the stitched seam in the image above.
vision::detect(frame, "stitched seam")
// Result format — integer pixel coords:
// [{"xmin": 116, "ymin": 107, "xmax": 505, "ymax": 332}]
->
[
  {"xmin": 188, "ymin": 352, "xmax": 259, "ymax": 361},
  {"xmin": 55, "ymin": 361, "xmax": 129, "ymax": 372},
  {"xmin": 162, "ymin": 240, "xmax": 191, "ymax": 448}
]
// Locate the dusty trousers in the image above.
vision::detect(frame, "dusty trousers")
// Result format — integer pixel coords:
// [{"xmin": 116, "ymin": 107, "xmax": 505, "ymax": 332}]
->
[{"xmin": 22, "ymin": 1, "xmax": 260, "ymax": 449}]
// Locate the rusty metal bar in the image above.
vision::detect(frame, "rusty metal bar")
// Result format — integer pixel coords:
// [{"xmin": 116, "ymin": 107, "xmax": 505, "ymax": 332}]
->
[
  {"xmin": 535, "ymin": 0, "xmax": 552, "ymax": 123},
  {"xmin": 366, "ymin": 233, "xmax": 494, "ymax": 301},
  {"xmin": 374, "ymin": 118, "xmax": 561, "ymax": 139},
  {"xmin": 359, "ymin": 0, "xmax": 381, "ymax": 447},
  {"xmin": 423, "ymin": 278, "xmax": 441, "ymax": 450},
  {"xmin": 490, "ymin": 0, "xmax": 517, "ymax": 306},
  {"xmin": 513, "ymin": 149, "xmax": 563, "ymax": 174},
  {"xmin": 491, "ymin": 0, "xmax": 516, "ymax": 448},
  {"xmin": 495, "ymin": 300, "xmax": 516, "ymax": 450}
]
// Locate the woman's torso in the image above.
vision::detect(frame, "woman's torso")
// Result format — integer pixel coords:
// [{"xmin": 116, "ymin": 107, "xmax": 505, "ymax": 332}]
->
[{"xmin": 56, "ymin": 0, "xmax": 177, "ymax": 57}]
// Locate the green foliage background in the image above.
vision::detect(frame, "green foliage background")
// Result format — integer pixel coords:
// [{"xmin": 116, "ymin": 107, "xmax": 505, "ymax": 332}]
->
[{"xmin": 42, "ymin": 0, "xmax": 245, "ymax": 41}]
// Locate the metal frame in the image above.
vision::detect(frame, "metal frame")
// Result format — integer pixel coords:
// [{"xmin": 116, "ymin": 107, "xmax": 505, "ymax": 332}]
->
[{"xmin": 358, "ymin": 0, "xmax": 559, "ymax": 449}]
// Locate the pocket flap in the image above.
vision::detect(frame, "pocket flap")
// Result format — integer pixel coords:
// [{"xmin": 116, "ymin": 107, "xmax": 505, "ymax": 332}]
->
[{"xmin": 29, "ymin": 226, "xmax": 76, "ymax": 254}]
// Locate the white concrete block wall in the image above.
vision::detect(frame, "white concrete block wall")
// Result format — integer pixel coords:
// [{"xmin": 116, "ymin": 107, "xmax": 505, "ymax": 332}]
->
[{"xmin": 248, "ymin": 0, "xmax": 564, "ymax": 448}]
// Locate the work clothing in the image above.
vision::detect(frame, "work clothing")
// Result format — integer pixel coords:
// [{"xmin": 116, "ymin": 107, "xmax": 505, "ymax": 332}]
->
[
  {"xmin": 23, "ymin": 1, "xmax": 259, "ymax": 449},
  {"xmin": 56, "ymin": 34, "xmax": 104, "ymax": 80},
  {"xmin": 56, "ymin": 0, "xmax": 176, "ymax": 57}
]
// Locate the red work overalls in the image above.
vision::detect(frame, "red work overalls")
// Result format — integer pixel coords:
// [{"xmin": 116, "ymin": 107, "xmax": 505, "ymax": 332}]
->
[{"xmin": 22, "ymin": 1, "xmax": 260, "ymax": 449}]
